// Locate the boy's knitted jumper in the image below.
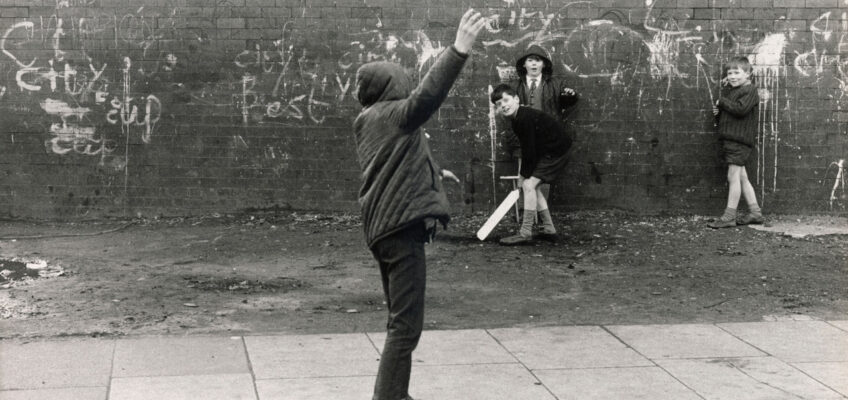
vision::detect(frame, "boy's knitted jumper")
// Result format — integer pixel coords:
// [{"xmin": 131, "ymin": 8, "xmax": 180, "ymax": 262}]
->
[{"xmin": 717, "ymin": 83, "xmax": 759, "ymax": 146}]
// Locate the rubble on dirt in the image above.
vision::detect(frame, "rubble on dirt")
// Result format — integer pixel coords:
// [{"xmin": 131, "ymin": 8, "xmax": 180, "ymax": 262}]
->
[{"xmin": 0, "ymin": 210, "xmax": 845, "ymax": 338}]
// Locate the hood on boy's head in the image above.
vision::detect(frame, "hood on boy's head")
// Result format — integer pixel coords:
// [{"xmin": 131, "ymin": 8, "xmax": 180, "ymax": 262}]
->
[
  {"xmin": 515, "ymin": 44, "xmax": 553, "ymax": 77},
  {"xmin": 355, "ymin": 61, "xmax": 412, "ymax": 107}
]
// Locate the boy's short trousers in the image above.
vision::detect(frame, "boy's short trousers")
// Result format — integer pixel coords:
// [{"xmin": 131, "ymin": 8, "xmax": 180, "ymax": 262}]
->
[
  {"xmin": 722, "ymin": 140, "xmax": 752, "ymax": 166},
  {"xmin": 532, "ymin": 150, "xmax": 570, "ymax": 183}
]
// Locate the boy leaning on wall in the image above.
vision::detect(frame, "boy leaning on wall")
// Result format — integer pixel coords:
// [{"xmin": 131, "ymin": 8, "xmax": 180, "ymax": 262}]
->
[{"xmin": 708, "ymin": 56, "xmax": 764, "ymax": 229}]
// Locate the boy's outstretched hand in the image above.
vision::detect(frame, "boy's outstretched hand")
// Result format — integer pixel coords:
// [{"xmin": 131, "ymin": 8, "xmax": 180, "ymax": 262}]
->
[{"xmin": 454, "ymin": 9, "xmax": 486, "ymax": 55}]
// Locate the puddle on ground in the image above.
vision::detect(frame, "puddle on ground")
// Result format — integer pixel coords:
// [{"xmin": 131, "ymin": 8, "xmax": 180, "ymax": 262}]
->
[{"xmin": 0, "ymin": 258, "xmax": 65, "ymax": 288}]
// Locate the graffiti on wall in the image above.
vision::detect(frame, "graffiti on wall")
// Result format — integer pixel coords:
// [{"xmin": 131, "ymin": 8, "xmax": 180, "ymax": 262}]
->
[
  {"xmin": 232, "ymin": 27, "xmax": 447, "ymax": 126},
  {"xmin": 0, "ymin": 7, "xmax": 183, "ymax": 171},
  {"xmin": 0, "ymin": 0, "xmax": 845, "ymax": 211},
  {"xmin": 827, "ymin": 159, "xmax": 845, "ymax": 210},
  {"xmin": 478, "ymin": 0, "xmax": 846, "ymax": 206}
]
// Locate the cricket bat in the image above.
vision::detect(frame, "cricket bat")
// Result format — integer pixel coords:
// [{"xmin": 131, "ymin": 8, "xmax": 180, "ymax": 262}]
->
[{"xmin": 476, "ymin": 189, "xmax": 520, "ymax": 241}]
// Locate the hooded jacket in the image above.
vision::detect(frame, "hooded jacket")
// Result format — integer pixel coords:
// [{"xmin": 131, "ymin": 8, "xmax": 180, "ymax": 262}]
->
[
  {"xmin": 353, "ymin": 46, "xmax": 468, "ymax": 248},
  {"xmin": 513, "ymin": 45, "xmax": 579, "ymax": 122}
]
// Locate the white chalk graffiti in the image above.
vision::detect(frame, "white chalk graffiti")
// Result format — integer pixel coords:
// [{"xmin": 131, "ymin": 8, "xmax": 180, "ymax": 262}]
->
[
  {"xmin": 39, "ymin": 98, "xmax": 111, "ymax": 155},
  {"xmin": 794, "ymin": 12, "xmax": 846, "ymax": 78},
  {"xmin": 828, "ymin": 159, "xmax": 845, "ymax": 210},
  {"xmin": 1, "ymin": 11, "xmax": 170, "ymax": 158},
  {"xmin": 234, "ymin": 28, "xmax": 444, "ymax": 125},
  {"xmin": 106, "ymin": 58, "xmax": 161, "ymax": 144}
]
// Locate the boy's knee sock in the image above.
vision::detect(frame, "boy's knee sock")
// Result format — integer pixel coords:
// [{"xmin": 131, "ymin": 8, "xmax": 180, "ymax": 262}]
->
[
  {"xmin": 520, "ymin": 209, "xmax": 536, "ymax": 237},
  {"xmin": 747, "ymin": 203, "xmax": 762, "ymax": 216},
  {"xmin": 720, "ymin": 207, "xmax": 737, "ymax": 221},
  {"xmin": 538, "ymin": 209, "xmax": 556, "ymax": 234}
]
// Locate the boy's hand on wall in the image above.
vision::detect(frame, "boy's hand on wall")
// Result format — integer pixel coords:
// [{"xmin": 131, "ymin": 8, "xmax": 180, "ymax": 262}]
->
[
  {"xmin": 561, "ymin": 88, "xmax": 576, "ymax": 96},
  {"xmin": 454, "ymin": 9, "xmax": 486, "ymax": 55}
]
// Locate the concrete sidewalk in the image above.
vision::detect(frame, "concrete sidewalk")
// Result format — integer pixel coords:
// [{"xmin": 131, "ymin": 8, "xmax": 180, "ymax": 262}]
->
[{"xmin": 1, "ymin": 320, "xmax": 847, "ymax": 400}]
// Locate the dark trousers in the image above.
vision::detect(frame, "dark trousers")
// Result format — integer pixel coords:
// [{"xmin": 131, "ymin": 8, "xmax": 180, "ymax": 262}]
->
[{"xmin": 370, "ymin": 222, "xmax": 427, "ymax": 400}]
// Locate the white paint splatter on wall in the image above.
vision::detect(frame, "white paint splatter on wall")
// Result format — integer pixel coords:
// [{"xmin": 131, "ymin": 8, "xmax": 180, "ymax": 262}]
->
[
  {"xmin": 749, "ymin": 33, "xmax": 787, "ymax": 197},
  {"xmin": 828, "ymin": 159, "xmax": 845, "ymax": 210}
]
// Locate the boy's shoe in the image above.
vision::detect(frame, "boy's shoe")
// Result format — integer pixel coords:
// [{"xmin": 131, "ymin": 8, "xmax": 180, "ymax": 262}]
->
[
  {"xmin": 535, "ymin": 232, "xmax": 559, "ymax": 242},
  {"xmin": 500, "ymin": 233, "xmax": 533, "ymax": 245},
  {"xmin": 737, "ymin": 213, "xmax": 764, "ymax": 225},
  {"xmin": 707, "ymin": 218, "xmax": 737, "ymax": 229}
]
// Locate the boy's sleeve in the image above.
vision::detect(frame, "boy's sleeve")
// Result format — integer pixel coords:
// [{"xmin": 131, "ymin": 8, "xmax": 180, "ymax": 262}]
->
[
  {"xmin": 518, "ymin": 116, "xmax": 538, "ymax": 178},
  {"xmin": 558, "ymin": 79, "xmax": 579, "ymax": 109},
  {"xmin": 718, "ymin": 85, "xmax": 759, "ymax": 117},
  {"xmin": 399, "ymin": 46, "xmax": 468, "ymax": 131}
]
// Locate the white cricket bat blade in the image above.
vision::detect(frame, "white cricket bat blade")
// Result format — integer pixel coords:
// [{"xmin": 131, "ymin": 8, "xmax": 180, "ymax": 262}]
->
[{"xmin": 476, "ymin": 189, "xmax": 520, "ymax": 241}]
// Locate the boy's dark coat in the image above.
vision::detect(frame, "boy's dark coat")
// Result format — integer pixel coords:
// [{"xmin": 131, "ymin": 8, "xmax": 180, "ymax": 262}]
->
[{"xmin": 353, "ymin": 47, "xmax": 468, "ymax": 248}]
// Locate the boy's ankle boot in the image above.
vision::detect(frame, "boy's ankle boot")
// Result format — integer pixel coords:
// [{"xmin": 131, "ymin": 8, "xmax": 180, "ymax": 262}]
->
[
  {"xmin": 500, "ymin": 210, "xmax": 536, "ymax": 245},
  {"xmin": 538, "ymin": 209, "xmax": 556, "ymax": 235},
  {"xmin": 738, "ymin": 204, "xmax": 764, "ymax": 225},
  {"xmin": 708, "ymin": 207, "xmax": 737, "ymax": 228}
]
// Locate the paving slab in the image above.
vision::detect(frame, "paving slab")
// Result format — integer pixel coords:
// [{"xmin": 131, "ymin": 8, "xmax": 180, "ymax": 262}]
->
[
  {"xmin": 607, "ymin": 323, "xmax": 765, "ymax": 359},
  {"xmin": 409, "ymin": 363, "xmax": 556, "ymax": 399},
  {"xmin": 109, "ymin": 373, "xmax": 256, "ymax": 400},
  {"xmin": 535, "ymin": 366, "xmax": 702, "ymax": 400},
  {"xmin": 256, "ymin": 376, "xmax": 374, "ymax": 399},
  {"xmin": 245, "ymin": 333, "xmax": 379, "ymax": 379},
  {"xmin": 718, "ymin": 321, "xmax": 848, "ymax": 362},
  {"xmin": 830, "ymin": 320, "xmax": 848, "ymax": 332},
  {"xmin": 657, "ymin": 357, "xmax": 845, "ymax": 400},
  {"xmin": 488, "ymin": 326, "xmax": 652, "ymax": 370},
  {"xmin": 792, "ymin": 362, "xmax": 848, "ymax": 397},
  {"xmin": 369, "ymin": 329, "xmax": 516, "ymax": 365},
  {"xmin": 0, "ymin": 339, "xmax": 114, "ymax": 390},
  {"xmin": 0, "ymin": 387, "xmax": 106, "ymax": 400},
  {"xmin": 112, "ymin": 336, "xmax": 249, "ymax": 377}
]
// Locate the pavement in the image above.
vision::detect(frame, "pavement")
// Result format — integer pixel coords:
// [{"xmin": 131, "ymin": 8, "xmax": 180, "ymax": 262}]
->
[{"xmin": 2, "ymin": 319, "xmax": 848, "ymax": 400}]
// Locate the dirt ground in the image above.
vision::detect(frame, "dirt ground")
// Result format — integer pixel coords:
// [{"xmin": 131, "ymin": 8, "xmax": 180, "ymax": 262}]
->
[{"xmin": 1, "ymin": 210, "xmax": 846, "ymax": 339}]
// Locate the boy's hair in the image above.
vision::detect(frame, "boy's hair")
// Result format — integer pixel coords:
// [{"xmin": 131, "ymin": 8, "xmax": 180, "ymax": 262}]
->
[
  {"xmin": 490, "ymin": 83, "xmax": 516, "ymax": 104},
  {"xmin": 724, "ymin": 56, "xmax": 754, "ymax": 81}
]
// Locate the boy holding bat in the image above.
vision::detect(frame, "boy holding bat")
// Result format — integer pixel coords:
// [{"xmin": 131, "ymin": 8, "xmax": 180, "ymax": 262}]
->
[{"xmin": 490, "ymin": 84, "xmax": 572, "ymax": 245}]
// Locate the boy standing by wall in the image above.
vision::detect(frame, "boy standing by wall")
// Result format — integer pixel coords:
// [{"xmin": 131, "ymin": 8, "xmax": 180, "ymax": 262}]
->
[
  {"xmin": 491, "ymin": 84, "xmax": 572, "ymax": 244},
  {"xmin": 352, "ymin": 9, "xmax": 485, "ymax": 400},
  {"xmin": 708, "ymin": 56, "xmax": 764, "ymax": 228},
  {"xmin": 504, "ymin": 45, "xmax": 579, "ymax": 237},
  {"xmin": 511, "ymin": 45, "xmax": 579, "ymax": 128}
]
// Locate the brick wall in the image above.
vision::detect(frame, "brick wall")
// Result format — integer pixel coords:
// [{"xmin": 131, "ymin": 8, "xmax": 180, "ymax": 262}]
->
[{"xmin": 0, "ymin": 0, "xmax": 846, "ymax": 219}]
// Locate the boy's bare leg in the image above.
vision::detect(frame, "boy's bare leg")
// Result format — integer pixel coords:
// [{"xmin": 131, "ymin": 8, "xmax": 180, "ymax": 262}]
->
[
  {"xmin": 738, "ymin": 167, "xmax": 764, "ymax": 224},
  {"xmin": 726, "ymin": 165, "xmax": 743, "ymax": 210},
  {"xmin": 709, "ymin": 165, "xmax": 741, "ymax": 228}
]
